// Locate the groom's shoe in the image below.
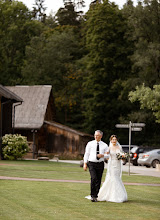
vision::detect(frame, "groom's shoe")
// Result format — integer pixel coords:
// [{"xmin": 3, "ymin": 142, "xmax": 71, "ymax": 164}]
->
[{"xmin": 91, "ymin": 197, "xmax": 98, "ymax": 202}]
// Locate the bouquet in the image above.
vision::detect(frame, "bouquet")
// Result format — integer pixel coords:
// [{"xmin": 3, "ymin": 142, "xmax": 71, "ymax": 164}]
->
[{"xmin": 116, "ymin": 152, "xmax": 130, "ymax": 160}]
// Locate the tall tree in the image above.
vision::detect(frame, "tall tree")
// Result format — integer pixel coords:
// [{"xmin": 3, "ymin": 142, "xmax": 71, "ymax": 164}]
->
[
  {"xmin": 63, "ymin": 0, "xmax": 85, "ymax": 8},
  {"xmin": 0, "ymin": 0, "xmax": 45, "ymax": 86},
  {"xmin": 120, "ymin": 0, "xmax": 160, "ymax": 145},
  {"xmin": 82, "ymin": 0, "xmax": 132, "ymax": 140},
  {"xmin": 21, "ymin": 27, "xmax": 84, "ymax": 126},
  {"xmin": 32, "ymin": 0, "xmax": 47, "ymax": 23},
  {"xmin": 56, "ymin": 1, "xmax": 82, "ymax": 26},
  {"xmin": 123, "ymin": 0, "xmax": 160, "ymax": 87}
]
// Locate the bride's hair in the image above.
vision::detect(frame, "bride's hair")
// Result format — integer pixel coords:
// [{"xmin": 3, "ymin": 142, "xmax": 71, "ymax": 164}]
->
[{"xmin": 110, "ymin": 134, "xmax": 118, "ymax": 141}]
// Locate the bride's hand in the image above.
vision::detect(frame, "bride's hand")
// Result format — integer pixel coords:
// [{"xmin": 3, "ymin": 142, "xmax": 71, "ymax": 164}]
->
[
  {"xmin": 104, "ymin": 151, "xmax": 109, "ymax": 154},
  {"xmin": 97, "ymin": 154, "xmax": 104, "ymax": 158}
]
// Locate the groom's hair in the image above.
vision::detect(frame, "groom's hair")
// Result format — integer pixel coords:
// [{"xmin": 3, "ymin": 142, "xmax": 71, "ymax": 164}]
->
[{"xmin": 95, "ymin": 130, "xmax": 103, "ymax": 136}]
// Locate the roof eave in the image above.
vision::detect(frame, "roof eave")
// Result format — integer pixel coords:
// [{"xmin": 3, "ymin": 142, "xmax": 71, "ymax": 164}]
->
[{"xmin": 0, "ymin": 85, "xmax": 23, "ymax": 102}]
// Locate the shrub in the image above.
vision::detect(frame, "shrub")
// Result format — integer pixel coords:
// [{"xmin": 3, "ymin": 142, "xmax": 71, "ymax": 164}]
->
[{"xmin": 2, "ymin": 134, "xmax": 29, "ymax": 160}]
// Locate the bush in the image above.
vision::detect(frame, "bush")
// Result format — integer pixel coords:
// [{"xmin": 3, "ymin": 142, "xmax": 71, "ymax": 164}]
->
[{"xmin": 2, "ymin": 134, "xmax": 29, "ymax": 160}]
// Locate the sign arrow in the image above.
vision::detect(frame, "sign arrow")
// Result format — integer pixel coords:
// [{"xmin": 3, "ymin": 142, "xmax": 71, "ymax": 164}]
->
[
  {"xmin": 131, "ymin": 127, "xmax": 142, "ymax": 131},
  {"xmin": 115, "ymin": 124, "xmax": 129, "ymax": 128},
  {"xmin": 131, "ymin": 123, "xmax": 145, "ymax": 127}
]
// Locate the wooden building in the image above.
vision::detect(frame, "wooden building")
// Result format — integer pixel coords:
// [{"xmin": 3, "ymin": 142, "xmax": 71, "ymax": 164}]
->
[
  {"xmin": 0, "ymin": 85, "xmax": 23, "ymax": 159},
  {"xmin": 7, "ymin": 85, "xmax": 92, "ymax": 158}
]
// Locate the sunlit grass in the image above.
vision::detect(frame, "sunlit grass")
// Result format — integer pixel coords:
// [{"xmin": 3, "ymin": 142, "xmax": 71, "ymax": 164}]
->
[
  {"xmin": 0, "ymin": 160, "xmax": 160, "ymax": 184},
  {"xmin": 0, "ymin": 180, "xmax": 159, "ymax": 220},
  {"xmin": 0, "ymin": 160, "xmax": 160, "ymax": 219}
]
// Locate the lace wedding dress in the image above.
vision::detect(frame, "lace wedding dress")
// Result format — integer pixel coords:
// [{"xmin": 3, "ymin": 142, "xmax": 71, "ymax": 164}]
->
[{"xmin": 97, "ymin": 145, "xmax": 128, "ymax": 203}]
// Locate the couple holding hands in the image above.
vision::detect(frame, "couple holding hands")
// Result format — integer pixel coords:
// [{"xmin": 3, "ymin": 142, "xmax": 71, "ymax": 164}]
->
[{"xmin": 83, "ymin": 130, "xmax": 128, "ymax": 203}]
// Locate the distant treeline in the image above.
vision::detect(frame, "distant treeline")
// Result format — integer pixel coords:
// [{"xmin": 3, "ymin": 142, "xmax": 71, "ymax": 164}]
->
[{"xmin": 0, "ymin": 0, "xmax": 160, "ymax": 146}]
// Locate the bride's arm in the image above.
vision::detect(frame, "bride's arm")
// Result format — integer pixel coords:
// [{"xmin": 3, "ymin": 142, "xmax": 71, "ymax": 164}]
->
[
  {"xmin": 97, "ymin": 146, "xmax": 110, "ymax": 158},
  {"xmin": 104, "ymin": 147, "xmax": 110, "ymax": 158}
]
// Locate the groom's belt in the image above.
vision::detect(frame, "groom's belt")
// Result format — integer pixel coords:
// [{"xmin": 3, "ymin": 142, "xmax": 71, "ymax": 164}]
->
[{"xmin": 88, "ymin": 161, "xmax": 104, "ymax": 164}]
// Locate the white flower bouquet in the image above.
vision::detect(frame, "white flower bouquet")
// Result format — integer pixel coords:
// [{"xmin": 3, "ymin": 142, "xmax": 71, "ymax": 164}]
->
[{"xmin": 116, "ymin": 152, "xmax": 130, "ymax": 160}]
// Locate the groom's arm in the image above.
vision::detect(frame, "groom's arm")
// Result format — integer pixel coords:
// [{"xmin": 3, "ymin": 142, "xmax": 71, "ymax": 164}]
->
[
  {"xmin": 83, "ymin": 142, "xmax": 90, "ymax": 171},
  {"xmin": 97, "ymin": 144, "xmax": 109, "ymax": 158}
]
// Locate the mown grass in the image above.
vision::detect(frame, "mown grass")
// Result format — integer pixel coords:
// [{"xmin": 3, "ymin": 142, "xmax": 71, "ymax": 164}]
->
[
  {"xmin": 0, "ymin": 180, "xmax": 159, "ymax": 220},
  {"xmin": 0, "ymin": 160, "xmax": 160, "ymax": 184},
  {"xmin": 0, "ymin": 160, "xmax": 160, "ymax": 220}
]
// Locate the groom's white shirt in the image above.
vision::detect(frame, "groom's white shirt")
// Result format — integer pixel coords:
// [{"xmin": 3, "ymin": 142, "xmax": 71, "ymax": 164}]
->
[{"xmin": 84, "ymin": 140, "xmax": 108, "ymax": 163}]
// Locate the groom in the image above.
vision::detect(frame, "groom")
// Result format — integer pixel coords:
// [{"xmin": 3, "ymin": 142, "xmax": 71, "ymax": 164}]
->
[{"xmin": 83, "ymin": 130, "xmax": 108, "ymax": 202}]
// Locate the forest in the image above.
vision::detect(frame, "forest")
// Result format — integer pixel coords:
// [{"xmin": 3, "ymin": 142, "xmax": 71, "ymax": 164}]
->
[{"xmin": 0, "ymin": 0, "xmax": 160, "ymax": 146}]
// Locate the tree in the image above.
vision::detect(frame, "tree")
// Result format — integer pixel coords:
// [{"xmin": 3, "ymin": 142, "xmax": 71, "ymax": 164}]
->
[
  {"xmin": 22, "ymin": 27, "xmax": 84, "ymax": 126},
  {"xmin": 0, "ymin": 0, "xmax": 45, "ymax": 86},
  {"xmin": 129, "ymin": 84, "xmax": 160, "ymax": 123},
  {"xmin": 123, "ymin": 0, "xmax": 160, "ymax": 87},
  {"xmin": 44, "ymin": 13, "xmax": 57, "ymax": 29},
  {"xmin": 63, "ymin": 0, "xmax": 85, "ymax": 8},
  {"xmin": 32, "ymin": 0, "xmax": 47, "ymax": 23},
  {"xmin": 82, "ymin": 0, "xmax": 132, "ymax": 139},
  {"xmin": 119, "ymin": 0, "xmax": 160, "ymax": 145},
  {"xmin": 56, "ymin": 1, "xmax": 83, "ymax": 26}
]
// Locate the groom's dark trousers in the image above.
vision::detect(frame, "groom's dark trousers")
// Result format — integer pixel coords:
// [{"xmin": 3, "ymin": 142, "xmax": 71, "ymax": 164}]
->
[{"xmin": 88, "ymin": 161, "xmax": 104, "ymax": 198}]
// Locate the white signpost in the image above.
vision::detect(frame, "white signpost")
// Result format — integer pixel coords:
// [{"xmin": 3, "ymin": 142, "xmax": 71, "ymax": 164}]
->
[{"xmin": 115, "ymin": 121, "xmax": 145, "ymax": 175}]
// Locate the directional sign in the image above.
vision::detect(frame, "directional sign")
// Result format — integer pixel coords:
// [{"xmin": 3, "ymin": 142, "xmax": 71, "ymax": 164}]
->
[
  {"xmin": 115, "ymin": 121, "xmax": 145, "ymax": 176},
  {"xmin": 131, "ymin": 123, "xmax": 145, "ymax": 127},
  {"xmin": 131, "ymin": 127, "xmax": 142, "ymax": 131},
  {"xmin": 115, "ymin": 124, "xmax": 129, "ymax": 128}
]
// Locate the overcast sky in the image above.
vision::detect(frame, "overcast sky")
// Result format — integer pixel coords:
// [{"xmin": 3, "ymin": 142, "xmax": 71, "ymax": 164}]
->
[{"xmin": 18, "ymin": 0, "xmax": 138, "ymax": 15}]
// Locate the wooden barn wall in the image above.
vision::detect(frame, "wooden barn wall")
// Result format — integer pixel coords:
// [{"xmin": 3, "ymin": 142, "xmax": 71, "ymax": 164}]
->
[
  {"xmin": 40, "ymin": 124, "xmax": 92, "ymax": 155},
  {"xmin": 15, "ymin": 124, "xmax": 93, "ymax": 157},
  {"xmin": 45, "ymin": 124, "xmax": 80, "ymax": 153}
]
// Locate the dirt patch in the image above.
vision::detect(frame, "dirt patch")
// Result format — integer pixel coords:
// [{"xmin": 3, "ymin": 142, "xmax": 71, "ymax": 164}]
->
[{"xmin": 0, "ymin": 176, "xmax": 160, "ymax": 186}]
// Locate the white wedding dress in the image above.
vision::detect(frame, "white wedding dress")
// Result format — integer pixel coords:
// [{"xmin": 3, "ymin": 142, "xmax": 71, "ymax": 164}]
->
[{"xmin": 97, "ymin": 145, "xmax": 128, "ymax": 203}]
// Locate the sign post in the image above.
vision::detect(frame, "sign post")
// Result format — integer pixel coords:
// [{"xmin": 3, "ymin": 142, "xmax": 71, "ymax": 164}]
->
[
  {"xmin": 115, "ymin": 122, "xmax": 145, "ymax": 175},
  {"xmin": 128, "ymin": 121, "xmax": 132, "ymax": 176}
]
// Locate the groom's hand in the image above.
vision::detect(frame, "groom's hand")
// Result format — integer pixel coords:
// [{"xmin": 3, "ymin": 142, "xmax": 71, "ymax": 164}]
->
[{"xmin": 83, "ymin": 163, "xmax": 87, "ymax": 171}]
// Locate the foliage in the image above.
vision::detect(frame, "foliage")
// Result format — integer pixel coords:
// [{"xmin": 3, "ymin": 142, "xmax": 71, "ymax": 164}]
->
[
  {"xmin": 129, "ymin": 84, "xmax": 160, "ymax": 123},
  {"xmin": 1, "ymin": 0, "xmax": 160, "ymax": 146},
  {"xmin": 122, "ymin": 0, "xmax": 160, "ymax": 87},
  {"xmin": 63, "ymin": 0, "xmax": 86, "ymax": 8},
  {"xmin": 118, "ymin": 0, "xmax": 160, "ymax": 145},
  {"xmin": 82, "ymin": 0, "xmax": 132, "ymax": 139},
  {"xmin": 21, "ymin": 26, "xmax": 84, "ymax": 126},
  {"xmin": 56, "ymin": 1, "xmax": 83, "ymax": 26},
  {"xmin": 32, "ymin": 0, "xmax": 47, "ymax": 22},
  {"xmin": 0, "ymin": 0, "xmax": 45, "ymax": 86},
  {"xmin": 2, "ymin": 134, "xmax": 29, "ymax": 160}
]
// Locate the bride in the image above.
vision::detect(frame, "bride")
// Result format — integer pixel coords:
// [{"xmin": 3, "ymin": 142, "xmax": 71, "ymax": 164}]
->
[{"xmin": 97, "ymin": 135, "xmax": 128, "ymax": 203}]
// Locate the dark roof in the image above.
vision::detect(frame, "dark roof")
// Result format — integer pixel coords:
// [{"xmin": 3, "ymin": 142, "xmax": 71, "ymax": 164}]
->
[
  {"xmin": 0, "ymin": 84, "xmax": 23, "ymax": 102},
  {"xmin": 44, "ymin": 120, "xmax": 93, "ymax": 137},
  {"xmin": 7, "ymin": 85, "xmax": 52, "ymax": 129}
]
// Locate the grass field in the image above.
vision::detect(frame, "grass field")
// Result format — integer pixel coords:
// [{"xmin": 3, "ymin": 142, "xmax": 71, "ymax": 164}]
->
[{"xmin": 0, "ymin": 160, "xmax": 160, "ymax": 220}]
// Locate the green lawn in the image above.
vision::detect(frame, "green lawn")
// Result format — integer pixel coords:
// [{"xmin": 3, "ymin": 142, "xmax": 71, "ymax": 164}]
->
[
  {"xmin": 0, "ymin": 160, "xmax": 160, "ymax": 183},
  {"xmin": 0, "ymin": 160, "xmax": 160, "ymax": 220}
]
